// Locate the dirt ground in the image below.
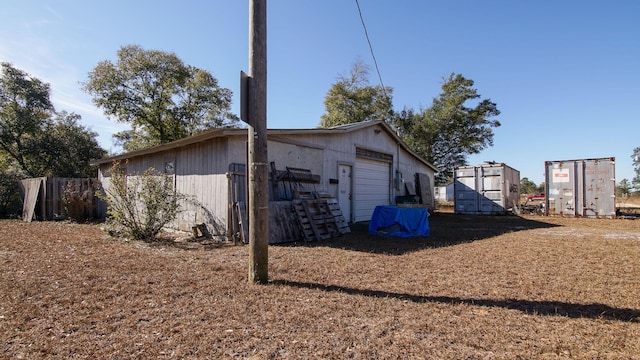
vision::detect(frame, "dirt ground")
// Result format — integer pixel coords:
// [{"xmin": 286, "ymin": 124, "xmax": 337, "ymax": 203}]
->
[{"xmin": 1, "ymin": 213, "xmax": 639, "ymax": 359}]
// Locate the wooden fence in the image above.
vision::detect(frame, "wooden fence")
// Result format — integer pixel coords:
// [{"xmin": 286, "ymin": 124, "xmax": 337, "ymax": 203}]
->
[{"xmin": 20, "ymin": 177, "xmax": 102, "ymax": 222}]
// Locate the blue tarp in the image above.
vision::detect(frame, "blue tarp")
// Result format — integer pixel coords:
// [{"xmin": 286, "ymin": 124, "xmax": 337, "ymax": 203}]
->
[{"xmin": 368, "ymin": 206, "xmax": 430, "ymax": 237}]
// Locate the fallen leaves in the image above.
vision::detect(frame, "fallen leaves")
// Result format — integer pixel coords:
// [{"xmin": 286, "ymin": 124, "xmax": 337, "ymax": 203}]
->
[{"xmin": 1, "ymin": 215, "xmax": 639, "ymax": 358}]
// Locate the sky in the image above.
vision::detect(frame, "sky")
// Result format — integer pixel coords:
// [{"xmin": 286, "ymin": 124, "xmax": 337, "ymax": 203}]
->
[{"xmin": 1, "ymin": 0, "xmax": 638, "ymax": 185}]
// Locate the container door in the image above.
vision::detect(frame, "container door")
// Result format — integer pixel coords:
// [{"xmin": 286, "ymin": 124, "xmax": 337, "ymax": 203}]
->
[
  {"xmin": 546, "ymin": 162, "xmax": 577, "ymax": 216},
  {"xmin": 454, "ymin": 167, "xmax": 479, "ymax": 214},
  {"xmin": 582, "ymin": 159, "xmax": 616, "ymax": 218},
  {"xmin": 479, "ymin": 166, "xmax": 505, "ymax": 214}
]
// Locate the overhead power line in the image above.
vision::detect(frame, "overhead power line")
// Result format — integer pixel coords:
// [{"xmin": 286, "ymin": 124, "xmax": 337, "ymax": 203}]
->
[{"xmin": 354, "ymin": 0, "xmax": 388, "ymax": 98}]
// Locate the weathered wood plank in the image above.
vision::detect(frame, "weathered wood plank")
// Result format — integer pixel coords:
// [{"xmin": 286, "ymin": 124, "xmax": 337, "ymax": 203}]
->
[{"xmin": 268, "ymin": 201, "xmax": 302, "ymax": 244}]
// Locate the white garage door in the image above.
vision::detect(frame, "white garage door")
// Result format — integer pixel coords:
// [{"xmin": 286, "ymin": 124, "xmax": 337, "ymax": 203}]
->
[{"xmin": 354, "ymin": 157, "xmax": 390, "ymax": 222}]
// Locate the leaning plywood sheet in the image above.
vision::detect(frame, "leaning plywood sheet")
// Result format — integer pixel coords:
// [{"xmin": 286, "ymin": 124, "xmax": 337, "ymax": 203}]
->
[
  {"xmin": 20, "ymin": 177, "xmax": 45, "ymax": 222},
  {"xmin": 235, "ymin": 201, "xmax": 303, "ymax": 244},
  {"xmin": 415, "ymin": 173, "xmax": 434, "ymax": 210},
  {"xmin": 269, "ymin": 201, "xmax": 302, "ymax": 244},
  {"xmin": 405, "ymin": 182, "xmax": 416, "ymax": 196}
]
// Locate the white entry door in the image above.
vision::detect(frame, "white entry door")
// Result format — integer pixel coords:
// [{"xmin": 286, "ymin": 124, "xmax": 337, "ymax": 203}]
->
[{"xmin": 338, "ymin": 164, "xmax": 352, "ymax": 223}]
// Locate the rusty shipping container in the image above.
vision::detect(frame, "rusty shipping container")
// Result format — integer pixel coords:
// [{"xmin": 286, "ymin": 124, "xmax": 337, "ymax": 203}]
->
[
  {"xmin": 454, "ymin": 163, "xmax": 520, "ymax": 215},
  {"xmin": 544, "ymin": 157, "xmax": 616, "ymax": 218}
]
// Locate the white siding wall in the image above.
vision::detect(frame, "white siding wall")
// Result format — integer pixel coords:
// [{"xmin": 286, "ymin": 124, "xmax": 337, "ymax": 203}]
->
[
  {"xmin": 98, "ymin": 137, "xmax": 233, "ymax": 238},
  {"xmin": 268, "ymin": 140, "xmax": 324, "ymax": 176},
  {"xmin": 97, "ymin": 123, "xmax": 436, "ymax": 235},
  {"xmin": 173, "ymin": 139, "xmax": 229, "ymax": 236},
  {"xmin": 271, "ymin": 125, "xmax": 436, "ymax": 211}
]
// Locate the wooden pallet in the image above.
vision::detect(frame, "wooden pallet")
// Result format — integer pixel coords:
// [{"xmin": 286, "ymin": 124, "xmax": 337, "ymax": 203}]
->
[
  {"xmin": 291, "ymin": 190, "xmax": 352, "ymax": 241},
  {"xmin": 315, "ymin": 192, "xmax": 350, "ymax": 234},
  {"xmin": 293, "ymin": 188, "xmax": 315, "ymax": 200},
  {"xmin": 292, "ymin": 198, "xmax": 341, "ymax": 241}
]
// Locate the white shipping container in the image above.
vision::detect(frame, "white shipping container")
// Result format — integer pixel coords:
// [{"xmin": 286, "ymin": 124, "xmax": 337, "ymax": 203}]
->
[
  {"xmin": 544, "ymin": 157, "xmax": 616, "ymax": 218},
  {"xmin": 454, "ymin": 163, "xmax": 520, "ymax": 215}
]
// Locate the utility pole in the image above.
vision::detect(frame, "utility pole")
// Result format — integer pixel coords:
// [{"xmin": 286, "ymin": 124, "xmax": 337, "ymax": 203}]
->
[{"xmin": 247, "ymin": 0, "xmax": 268, "ymax": 283}]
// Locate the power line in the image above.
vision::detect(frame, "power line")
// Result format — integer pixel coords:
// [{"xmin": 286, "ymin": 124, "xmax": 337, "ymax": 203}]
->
[{"xmin": 354, "ymin": 0, "xmax": 388, "ymax": 98}]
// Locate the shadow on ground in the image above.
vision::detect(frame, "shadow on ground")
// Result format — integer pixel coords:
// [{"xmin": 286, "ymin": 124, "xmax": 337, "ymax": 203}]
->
[
  {"xmin": 278, "ymin": 212, "xmax": 560, "ymax": 255},
  {"xmin": 271, "ymin": 280, "xmax": 640, "ymax": 323}
]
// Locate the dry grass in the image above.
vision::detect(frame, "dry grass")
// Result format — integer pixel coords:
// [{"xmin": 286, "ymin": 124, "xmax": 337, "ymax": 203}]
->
[{"xmin": 1, "ymin": 214, "xmax": 639, "ymax": 359}]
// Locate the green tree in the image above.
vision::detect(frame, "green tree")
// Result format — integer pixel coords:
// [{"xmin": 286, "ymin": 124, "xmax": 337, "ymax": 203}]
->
[
  {"xmin": 0, "ymin": 164, "xmax": 22, "ymax": 218},
  {"xmin": 616, "ymin": 178, "xmax": 631, "ymax": 198},
  {"xmin": 43, "ymin": 111, "xmax": 107, "ymax": 178},
  {"xmin": 520, "ymin": 177, "xmax": 538, "ymax": 195},
  {"xmin": 84, "ymin": 45, "xmax": 238, "ymax": 152},
  {"xmin": 0, "ymin": 62, "xmax": 54, "ymax": 177},
  {"xmin": 392, "ymin": 73, "xmax": 501, "ymax": 185},
  {"xmin": 320, "ymin": 60, "xmax": 393, "ymax": 128},
  {"xmin": 1, "ymin": 63, "xmax": 105, "ymax": 178}
]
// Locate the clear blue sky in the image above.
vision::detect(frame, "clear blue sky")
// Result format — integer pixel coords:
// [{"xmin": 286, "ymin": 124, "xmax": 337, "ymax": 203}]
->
[{"xmin": 1, "ymin": 1, "xmax": 638, "ymax": 185}]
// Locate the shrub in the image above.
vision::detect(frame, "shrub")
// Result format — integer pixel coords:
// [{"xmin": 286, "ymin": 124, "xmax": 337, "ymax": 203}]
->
[
  {"xmin": 62, "ymin": 180, "xmax": 96, "ymax": 222},
  {"xmin": 97, "ymin": 161, "xmax": 181, "ymax": 241},
  {"xmin": 0, "ymin": 168, "xmax": 23, "ymax": 219}
]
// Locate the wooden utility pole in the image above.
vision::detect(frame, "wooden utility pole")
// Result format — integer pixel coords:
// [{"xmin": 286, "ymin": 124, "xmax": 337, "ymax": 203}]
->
[{"xmin": 247, "ymin": 0, "xmax": 268, "ymax": 283}]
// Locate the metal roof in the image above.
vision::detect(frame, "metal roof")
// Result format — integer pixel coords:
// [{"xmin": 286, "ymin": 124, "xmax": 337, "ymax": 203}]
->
[{"xmin": 90, "ymin": 120, "xmax": 438, "ymax": 171}]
